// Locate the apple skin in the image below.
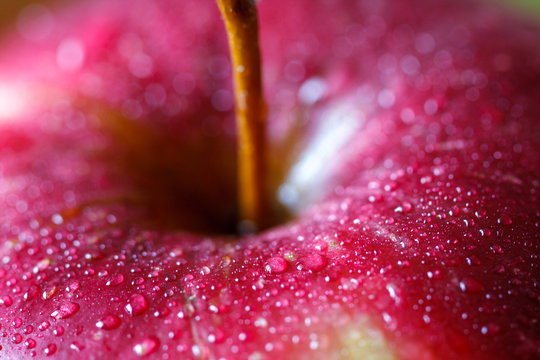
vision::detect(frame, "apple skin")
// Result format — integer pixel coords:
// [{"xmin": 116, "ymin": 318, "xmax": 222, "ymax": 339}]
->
[{"xmin": 0, "ymin": 0, "xmax": 539, "ymax": 359}]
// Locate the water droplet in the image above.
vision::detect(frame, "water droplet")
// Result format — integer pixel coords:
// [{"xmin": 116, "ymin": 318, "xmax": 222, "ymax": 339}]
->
[
  {"xmin": 53, "ymin": 326, "xmax": 64, "ymax": 336},
  {"xmin": 70, "ymin": 341, "xmax": 85, "ymax": 351},
  {"xmin": 340, "ymin": 278, "xmax": 359, "ymax": 290},
  {"xmin": 459, "ymin": 278, "xmax": 484, "ymax": 293},
  {"xmin": 498, "ymin": 214, "xmax": 512, "ymax": 225},
  {"xmin": 51, "ymin": 214, "xmax": 63, "ymax": 225},
  {"xmin": 106, "ymin": 274, "xmax": 125, "ymax": 286},
  {"xmin": 426, "ymin": 269, "xmax": 445, "ymax": 280},
  {"xmin": 24, "ymin": 285, "xmax": 39, "ymax": 301},
  {"xmin": 12, "ymin": 317, "xmax": 23, "ymax": 328},
  {"xmin": 32, "ymin": 258, "xmax": 51, "ymax": 273},
  {"xmin": 264, "ymin": 257, "xmax": 288, "ymax": 274},
  {"xmin": 25, "ymin": 338, "xmax": 36, "ymax": 349},
  {"xmin": 475, "ymin": 209, "xmax": 487, "ymax": 218},
  {"xmin": 133, "ymin": 337, "xmax": 159, "ymax": 356},
  {"xmin": 39, "ymin": 321, "xmax": 50, "ymax": 331},
  {"xmin": 386, "ymin": 284, "xmax": 402, "ymax": 306},
  {"xmin": 208, "ymin": 328, "xmax": 226, "ymax": 344},
  {"xmin": 44, "ymin": 343, "xmax": 57, "ymax": 356},
  {"xmin": 220, "ymin": 255, "xmax": 232, "ymax": 267},
  {"xmin": 125, "ymin": 294, "xmax": 148, "ymax": 316},
  {"xmin": 301, "ymin": 254, "xmax": 327, "ymax": 272},
  {"xmin": 1, "ymin": 295, "xmax": 13, "ymax": 307},
  {"xmin": 449, "ymin": 205, "xmax": 460, "ymax": 216},
  {"xmin": 394, "ymin": 202, "xmax": 413, "ymax": 213},
  {"xmin": 284, "ymin": 252, "xmax": 296, "ymax": 262},
  {"xmin": 96, "ymin": 314, "xmax": 121, "ymax": 330},
  {"xmin": 199, "ymin": 266, "xmax": 211, "ymax": 276},
  {"xmin": 153, "ymin": 307, "xmax": 170, "ymax": 318},
  {"xmin": 98, "ymin": 270, "xmax": 109, "ymax": 277},
  {"xmin": 312, "ymin": 239, "xmax": 328, "ymax": 252},
  {"xmin": 11, "ymin": 333, "xmax": 23, "ymax": 344},
  {"xmin": 67, "ymin": 281, "xmax": 80, "ymax": 292},
  {"xmin": 51, "ymin": 301, "xmax": 80, "ymax": 319},
  {"xmin": 42, "ymin": 286, "xmax": 58, "ymax": 300},
  {"xmin": 481, "ymin": 323, "xmax": 501, "ymax": 335},
  {"xmin": 252, "ymin": 278, "xmax": 265, "ymax": 290},
  {"xmin": 24, "ymin": 325, "xmax": 33, "ymax": 334},
  {"xmin": 479, "ymin": 228, "xmax": 492, "ymax": 237},
  {"xmin": 84, "ymin": 268, "xmax": 96, "ymax": 276}
]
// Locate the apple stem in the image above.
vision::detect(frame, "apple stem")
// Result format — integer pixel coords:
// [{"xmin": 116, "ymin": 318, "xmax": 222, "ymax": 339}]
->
[{"xmin": 216, "ymin": 0, "xmax": 268, "ymax": 232}]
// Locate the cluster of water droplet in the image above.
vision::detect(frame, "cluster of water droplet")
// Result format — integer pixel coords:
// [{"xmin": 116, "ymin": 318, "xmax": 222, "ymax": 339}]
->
[{"xmin": 0, "ymin": 0, "xmax": 539, "ymax": 358}]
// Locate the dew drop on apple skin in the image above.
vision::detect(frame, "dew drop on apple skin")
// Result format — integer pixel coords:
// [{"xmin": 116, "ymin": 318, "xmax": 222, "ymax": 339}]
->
[
  {"xmin": 67, "ymin": 280, "xmax": 80, "ymax": 292},
  {"xmin": 459, "ymin": 278, "xmax": 484, "ymax": 293},
  {"xmin": 44, "ymin": 343, "xmax": 57, "ymax": 356},
  {"xmin": 39, "ymin": 321, "xmax": 50, "ymax": 331},
  {"xmin": 133, "ymin": 336, "xmax": 160, "ymax": 356},
  {"xmin": 24, "ymin": 338, "xmax": 36, "ymax": 349},
  {"xmin": 96, "ymin": 314, "xmax": 121, "ymax": 330},
  {"xmin": 24, "ymin": 284, "xmax": 39, "ymax": 300},
  {"xmin": 497, "ymin": 214, "xmax": 512, "ymax": 225},
  {"xmin": 51, "ymin": 301, "xmax": 80, "ymax": 319},
  {"xmin": 11, "ymin": 317, "xmax": 22, "ymax": 328},
  {"xmin": 133, "ymin": 276, "xmax": 145, "ymax": 285},
  {"xmin": 106, "ymin": 273, "xmax": 125, "ymax": 286},
  {"xmin": 207, "ymin": 328, "xmax": 226, "ymax": 344},
  {"xmin": 11, "ymin": 333, "xmax": 23, "ymax": 344},
  {"xmin": 70, "ymin": 341, "xmax": 85, "ymax": 352},
  {"xmin": 53, "ymin": 325, "xmax": 65, "ymax": 336},
  {"xmin": 264, "ymin": 257, "xmax": 288, "ymax": 274},
  {"xmin": 300, "ymin": 254, "xmax": 327, "ymax": 273},
  {"xmin": 426, "ymin": 268, "xmax": 445, "ymax": 280},
  {"xmin": 153, "ymin": 306, "xmax": 170, "ymax": 318},
  {"xmin": 394, "ymin": 201, "xmax": 413, "ymax": 213},
  {"xmin": 125, "ymin": 293, "xmax": 149, "ymax": 316},
  {"xmin": 1, "ymin": 295, "xmax": 13, "ymax": 307},
  {"xmin": 481, "ymin": 323, "xmax": 501, "ymax": 336}
]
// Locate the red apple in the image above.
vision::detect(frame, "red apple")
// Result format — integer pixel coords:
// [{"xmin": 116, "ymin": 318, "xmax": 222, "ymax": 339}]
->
[{"xmin": 0, "ymin": 0, "xmax": 539, "ymax": 359}]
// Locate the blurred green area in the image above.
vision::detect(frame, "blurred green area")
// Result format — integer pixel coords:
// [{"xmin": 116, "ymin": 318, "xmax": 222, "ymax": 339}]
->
[
  {"xmin": 510, "ymin": 0, "xmax": 540, "ymax": 14},
  {"xmin": 496, "ymin": 0, "xmax": 540, "ymax": 19}
]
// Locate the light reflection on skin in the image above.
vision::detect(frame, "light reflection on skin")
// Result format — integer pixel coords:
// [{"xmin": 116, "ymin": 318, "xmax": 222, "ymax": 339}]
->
[
  {"xmin": 0, "ymin": 82, "xmax": 31, "ymax": 120},
  {"xmin": 0, "ymin": 81, "xmax": 66, "ymax": 121},
  {"xmin": 279, "ymin": 93, "xmax": 367, "ymax": 211}
]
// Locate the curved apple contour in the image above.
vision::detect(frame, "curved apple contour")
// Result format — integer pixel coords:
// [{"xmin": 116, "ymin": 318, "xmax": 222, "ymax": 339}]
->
[{"xmin": 0, "ymin": 0, "xmax": 539, "ymax": 359}]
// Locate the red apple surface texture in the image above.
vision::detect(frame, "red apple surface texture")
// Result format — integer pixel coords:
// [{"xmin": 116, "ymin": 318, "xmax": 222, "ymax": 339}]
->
[{"xmin": 0, "ymin": 0, "xmax": 539, "ymax": 359}]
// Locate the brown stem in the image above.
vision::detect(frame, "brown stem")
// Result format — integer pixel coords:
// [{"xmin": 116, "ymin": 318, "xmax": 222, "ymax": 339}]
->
[{"xmin": 216, "ymin": 0, "xmax": 267, "ymax": 232}]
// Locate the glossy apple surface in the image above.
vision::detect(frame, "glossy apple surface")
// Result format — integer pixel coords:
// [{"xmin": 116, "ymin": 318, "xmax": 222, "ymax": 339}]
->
[{"xmin": 0, "ymin": 0, "xmax": 539, "ymax": 359}]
